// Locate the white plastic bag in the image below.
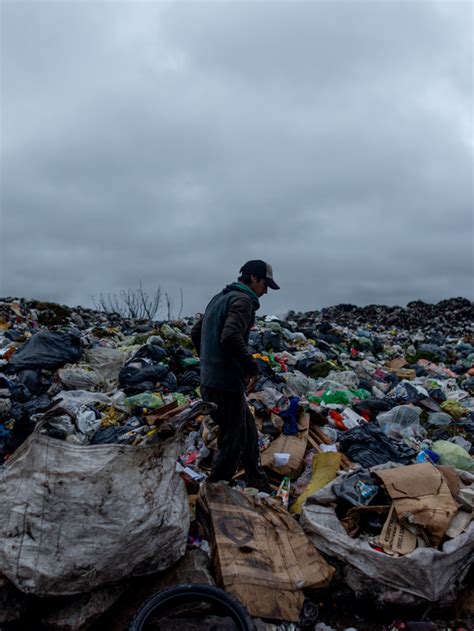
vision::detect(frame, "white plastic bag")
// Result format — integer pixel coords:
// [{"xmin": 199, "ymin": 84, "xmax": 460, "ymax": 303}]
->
[{"xmin": 57, "ymin": 365, "xmax": 103, "ymax": 391}]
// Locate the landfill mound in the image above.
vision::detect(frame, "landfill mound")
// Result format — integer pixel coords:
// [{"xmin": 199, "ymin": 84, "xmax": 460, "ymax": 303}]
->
[
  {"xmin": 290, "ymin": 297, "xmax": 473, "ymax": 333},
  {"xmin": 0, "ymin": 295, "xmax": 473, "ymax": 631}
]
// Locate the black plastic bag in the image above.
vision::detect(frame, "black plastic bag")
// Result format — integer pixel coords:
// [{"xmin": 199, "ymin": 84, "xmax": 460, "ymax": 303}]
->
[
  {"xmin": 132, "ymin": 343, "xmax": 167, "ymax": 363},
  {"xmin": 352, "ymin": 398, "xmax": 392, "ymax": 422},
  {"xmin": 119, "ymin": 359, "xmax": 169, "ymax": 391},
  {"xmin": 9, "ymin": 331, "xmax": 82, "ymax": 370},
  {"xmin": 333, "ymin": 470, "xmax": 381, "ymax": 507},
  {"xmin": 338, "ymin": 423, "xmax": 416, "ymax": 468},
  {"xmin": 262, "ymin": 330, "xmax": 283, "ymax": 352},
  {"xmin": 17, "ymin": 369, "xmax": 42, "ymax": 395}
]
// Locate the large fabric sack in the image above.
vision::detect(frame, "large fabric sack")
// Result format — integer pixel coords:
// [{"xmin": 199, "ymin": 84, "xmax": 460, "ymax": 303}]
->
[
  {"xmin": 300, "ymin": 466, "xmax": 474, "ymax": 603},
  {"xmin": 0, "ymin": 429, "xmax": 189, "ymax": 596}
]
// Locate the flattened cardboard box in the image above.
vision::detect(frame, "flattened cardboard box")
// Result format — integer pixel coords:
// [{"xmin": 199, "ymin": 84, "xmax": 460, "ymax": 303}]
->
[
  {"xmin": 197, "ymin": 482, "xmax": 334, "ymax": 621},
  {"xmin": 260, "ymin": 411, "xmax": 310, "ymax": 478},
  {"xmin": 375, "ymin": 463, "xmax": 458, "ymax": 547}
]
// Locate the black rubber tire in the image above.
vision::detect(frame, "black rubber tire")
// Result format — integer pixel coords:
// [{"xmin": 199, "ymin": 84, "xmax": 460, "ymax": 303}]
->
[{"xmin": 128, "ymin": 583, "xmax": 255, "ymax": 631}]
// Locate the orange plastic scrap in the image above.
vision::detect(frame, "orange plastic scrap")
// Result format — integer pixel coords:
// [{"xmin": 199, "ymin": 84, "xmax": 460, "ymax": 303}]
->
[{"xmin": 1, "ymin": 346, "xmax": 17, "ymax": 361}]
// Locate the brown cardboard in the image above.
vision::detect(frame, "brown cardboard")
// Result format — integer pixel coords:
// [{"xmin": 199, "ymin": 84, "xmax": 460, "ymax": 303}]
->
[
  {"xmin": 260, "ymin": 411, "xmax": 309, "ymax": 478},
  {"xmin": 379, "ymin": 504, "xmax": 418, "ymax": 556},
  {"xmin": 395, "ymin": 368, "xmax": 417, "ymax": 380},
  {"xmin": 197, "ymin": 482, "xmax": 334, "ymax": 621},
  {"xmin": 375, "ymin": 463, "xmax": 458, "ymax": 546},
  {"xmin": 437, "ymin": 465, "xmax": 461, "ymax": 499},
  {"xmin": 388, "ymin": 357, "xmax": 407, "ymax": 371}
]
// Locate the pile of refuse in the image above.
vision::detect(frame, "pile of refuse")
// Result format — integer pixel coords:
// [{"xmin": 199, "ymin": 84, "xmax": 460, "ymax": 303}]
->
[{"xmin": 0, "ymin": 296, "xmax": 473, "ymax": 629}]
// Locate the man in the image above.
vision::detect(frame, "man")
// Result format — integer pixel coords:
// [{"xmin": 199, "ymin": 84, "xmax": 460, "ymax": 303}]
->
[{"xmin": 191, "ymin": 260, "xmax": 280, "ymax": 491}]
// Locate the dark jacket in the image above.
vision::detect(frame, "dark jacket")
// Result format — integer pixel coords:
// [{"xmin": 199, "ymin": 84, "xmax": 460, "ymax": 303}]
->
[{"xmin": 191, "ymin": 283, "xmax": 260, "ymax": 392}]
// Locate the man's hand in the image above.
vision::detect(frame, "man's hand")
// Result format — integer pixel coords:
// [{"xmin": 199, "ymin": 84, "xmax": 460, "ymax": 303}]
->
[{"xmin": 246, "ymin": 375, "xmax": 258, "ymax": 393}]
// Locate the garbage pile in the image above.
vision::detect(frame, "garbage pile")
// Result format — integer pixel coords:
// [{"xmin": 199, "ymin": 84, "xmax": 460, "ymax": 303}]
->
[
  {"xmin": 0, "ymin": 299, "xmax": 202, "ymax": 461},
  {"xmin": 0, "ymin": 296, "xmax": 473, "ymax": 625},
  {"xmin": 290, "ymin": 296, "xmax": 473, "ymax": 334}
]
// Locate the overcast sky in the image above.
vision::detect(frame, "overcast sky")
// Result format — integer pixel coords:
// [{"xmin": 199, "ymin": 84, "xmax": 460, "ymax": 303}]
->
[{"xmin": 1, "ymin": 1, "xmax": 472, "ymax": 318}]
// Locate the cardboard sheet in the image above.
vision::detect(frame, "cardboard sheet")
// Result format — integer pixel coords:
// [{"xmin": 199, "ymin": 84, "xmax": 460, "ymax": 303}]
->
[
  {"xmin": 388, "ymin": 357, "xmax": 407, "ymax": 371},
  {"xmin": 379, "ymin": 504, "xmax": 418, "ymax": 556},
  {"xmin": 197, "ymin": 482, "xmax": 334, "ymax": 621},
  {"xmin": 260, "ymin": 411, "xmax": 310, "ymax": 478},
  {"xmin": 301, "ymin": 471, "xmax": 474, "ymax": 603},
  {"xmin": 375, "ymin": 463, "xmax": 458, "ymax": 546}
]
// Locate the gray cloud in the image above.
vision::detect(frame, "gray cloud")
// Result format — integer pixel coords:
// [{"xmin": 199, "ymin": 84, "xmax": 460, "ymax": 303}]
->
[{"xmin": 1, "ymin": 1, "xmax": 472, "ymax": 317}]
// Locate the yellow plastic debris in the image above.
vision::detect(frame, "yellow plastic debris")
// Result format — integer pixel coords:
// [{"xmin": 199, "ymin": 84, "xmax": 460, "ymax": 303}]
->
[
  {"xmin": 441, "ymin": 400, "xmax": 467, "ymax": 420},
  {"xmin": 290, "ymin": 451, "xmax": 342, "ymax": 514}
]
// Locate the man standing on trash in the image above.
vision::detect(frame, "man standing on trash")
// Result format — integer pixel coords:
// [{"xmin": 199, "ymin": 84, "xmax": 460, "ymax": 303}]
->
[{"xmin": 191, "ymin": 260, "xmax": 280, "ymax": 492}]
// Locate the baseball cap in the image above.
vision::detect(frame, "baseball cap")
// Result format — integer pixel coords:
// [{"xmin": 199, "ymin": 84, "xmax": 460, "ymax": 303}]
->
[{"xmin": 239, "ymin": 260, "xmax": 280, "ymax": 290}]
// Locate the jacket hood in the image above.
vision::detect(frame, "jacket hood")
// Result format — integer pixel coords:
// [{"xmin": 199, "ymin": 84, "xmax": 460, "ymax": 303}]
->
[{"xmin": 223, "ymin": 282, "xmax": 260, "ymax": 309}]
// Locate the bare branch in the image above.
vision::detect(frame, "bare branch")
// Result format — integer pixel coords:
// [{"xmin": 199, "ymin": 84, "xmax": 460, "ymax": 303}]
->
[
  {"xmin": 92, "ymin": 283, "xmax": 165, "ymax": 320},
  {"xmin": 165, "ymin": 292, "xmax": 172, "ymax": 320}
]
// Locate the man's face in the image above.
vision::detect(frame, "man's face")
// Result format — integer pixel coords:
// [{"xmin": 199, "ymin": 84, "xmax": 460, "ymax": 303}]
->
[{"xmin": 249, "ymin": 275, "xmax": 268, "ymax": 297}]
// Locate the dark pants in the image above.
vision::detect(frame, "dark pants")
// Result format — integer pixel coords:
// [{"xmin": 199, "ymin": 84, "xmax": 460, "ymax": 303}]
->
[{"xmin": 201, "ymin": 386, "xmax": 268, "ymax": 487}]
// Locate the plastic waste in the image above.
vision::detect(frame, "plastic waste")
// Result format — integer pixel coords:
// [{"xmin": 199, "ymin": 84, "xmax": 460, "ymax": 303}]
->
[
  {"xmin": 160, "ymin": 324, "xmax": 190, "ymax": 344},
  {"xmin": 75, "ymin": 406, "xmax": 102, "ymax": 441},
  {"xmin": 91, "ymin": 426, "xmax": 130, "ymax": 444},
  {"xmin": 125, "ymin": 392, "xmax": 164, "ymax": 411},
  {"xmin": 17, "ymin": 369, "xmax": 42, "ymax": 394},
  {"xmin": 249, "ymin": 387, "xmax": 288, "ymax": 411},
  {"xmin": 326, "ymin": 370, "xmax": 359, "ymax": 390},
  {"xmin": 320, "ymin": 425, "xmax": 339, "ymax": 443},
  {"xmin": 133, "ymin": 343, "xmax": 168, "ymax": 363},
  {"xmin": 340, "ymin": 408, "xmax": 364, "ymax": 429},
  {"xmin": 41, "ymin": 415, "xmax": 76, "ymax": 439},
  {"xmin": 392, "ymin": 380, "xmax": 429, "ymax": 404},
  {"xmin": 427, "ymin": 412, "xmax": 452, "ymax": 426},
  {"xmin": 9, "ymin": 331, "xmax": 82, "ymax": 370},
  {"xmin": 291, "ymin": 452, "xmax": 342, "ymax": 514},
  {"xmin": 280, "ymin": 396, "xmax": 300, "ymax": 436},
  {"xmin": 449, "ymin": 435, "xmax": 472, "ymax": 452},
  {"xmin": 281, "ymin": 370, "xmax": 319, "ymax": 397},
  {"xmin": 57, "ymin": 365, "xmax": 102, "ymax": 391},
  {"xmin": 119, "ymin": 359, "xmax": 170, "ymax": 393},
  {"xmin": 322, "ymin": 388, "xmax": 370, "ymax": 405},
  {"xmin": 0, "ymin": 399, "xmax": 12, "ymax": 418},
  {"xmin": 276, "ymin": 476, "xmax": 291, "ymax": 509},
  {"xmin": 339, "ymin": 424, "xmax": 417, "ymax": 468},
  {"xmin": 321, "ymin": 389, "xmax": 353, "ymax": 405},
  {"xmin": 416, "ymin": 450, "xmax": 440, "ymax": 464},
  {"xmin": 377, "ymin": 405, "xmax": 425, "ymax": 440},
  {"xmin": 432, "ymin": 440, "xmax": 474, "ymax": 472},
  {"xmin": 52, "ymin": 390, "xmax": 115, "ymax": 416},
  {"xmin": 333, "ymin": 470, "xmax": 380, "ymax": 506},
  {"xmin": 181, "ymin": 357, "xmax": 200, "ymax": 368},
  {"xmin": 440, "ymin": 400, "xmax": 468, "ymax": 419},
  {"xmin": 84, "ymin": 346, "xmax": 125, "ymax": 382}
]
